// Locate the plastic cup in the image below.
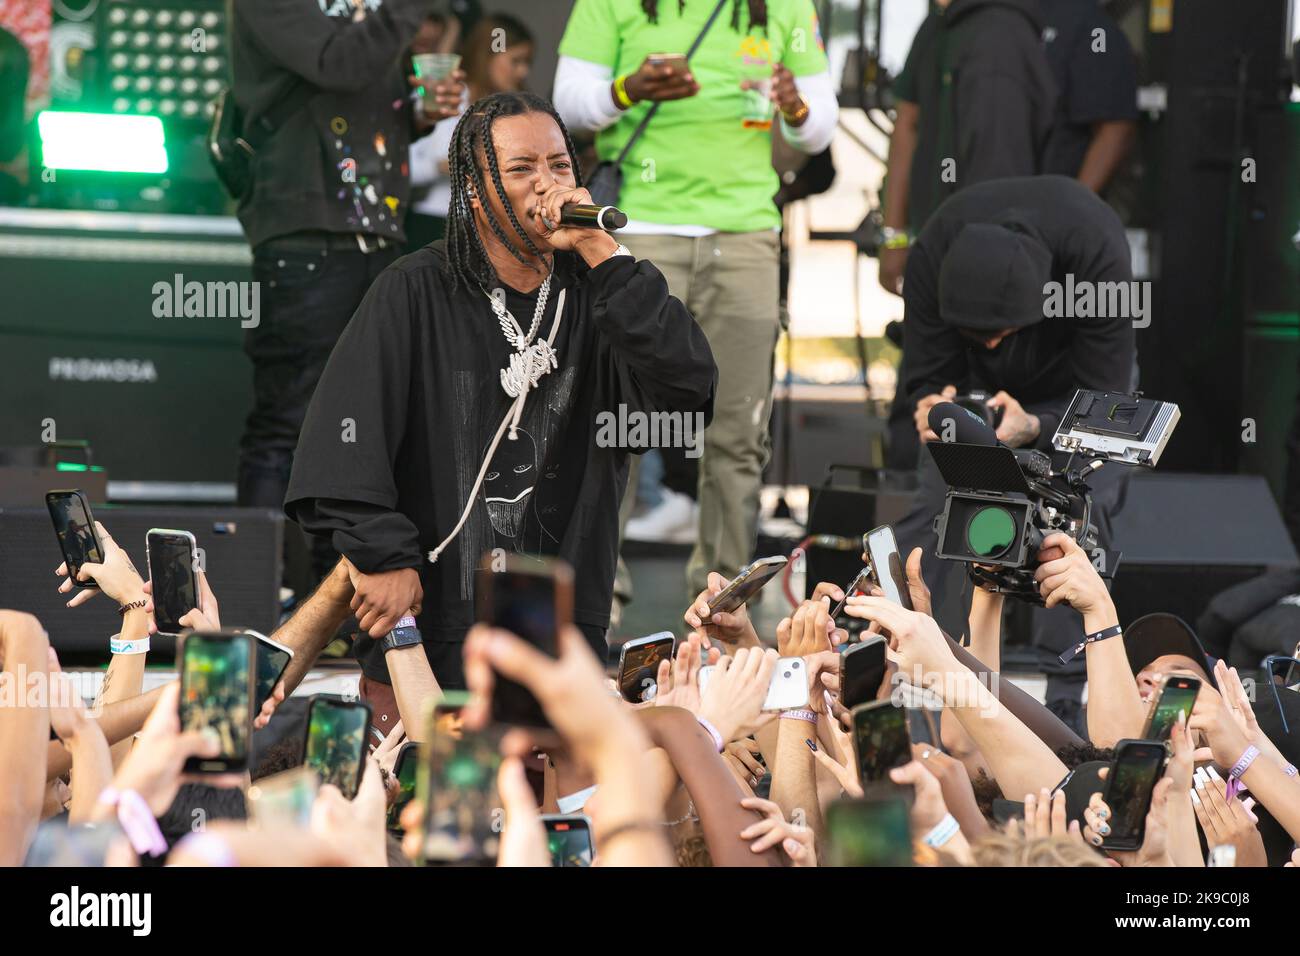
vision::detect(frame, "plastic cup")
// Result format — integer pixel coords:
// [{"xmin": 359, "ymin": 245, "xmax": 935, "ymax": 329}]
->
[{"xmin": 413, "ymin": 53, "xmax": 461, "ymax": 111}]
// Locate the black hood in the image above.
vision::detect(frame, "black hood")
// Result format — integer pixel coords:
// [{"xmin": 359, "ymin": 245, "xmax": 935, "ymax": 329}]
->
[{"xmin": 943, "ymin": 0, "xmax": 1045, "ymax": 30}]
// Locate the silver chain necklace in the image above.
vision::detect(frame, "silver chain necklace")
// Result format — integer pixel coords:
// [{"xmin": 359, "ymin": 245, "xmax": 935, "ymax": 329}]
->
[{"xmin": 484, "ymin": 272, "xmax": 558, "ymax": 400}]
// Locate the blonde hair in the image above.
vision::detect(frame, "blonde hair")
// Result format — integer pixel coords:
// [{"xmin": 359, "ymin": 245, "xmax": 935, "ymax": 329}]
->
[{"xmin": 968, "ymin": 831, "xmax": 1109, "ymax": 867}]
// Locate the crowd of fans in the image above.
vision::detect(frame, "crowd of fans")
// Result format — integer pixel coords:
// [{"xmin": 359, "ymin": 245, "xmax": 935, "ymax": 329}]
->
[{"xmin": 3, "ymin": 516, "xmax": 1299, "ymax": 869}]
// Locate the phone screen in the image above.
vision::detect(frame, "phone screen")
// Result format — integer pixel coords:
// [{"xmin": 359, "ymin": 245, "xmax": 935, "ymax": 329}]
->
[
  {"xmin": 178, "ymin": 632, "xmax": 253, "ymax": 773},
  {"xmin": 46, "ymin": 491, "xmax": 103, "ymax": 583},
  {"xmin": 543, "ymin": 815, "xmax": 594, "ymax": 867},
  {"xmin": 1102, "ymin": 741, "xmax": 1166, "ymax": 849},
  {"xmin": 618, "ymin": 633, "xmax": 675, "ymax": 702},
  {"xmin": 1144, "ymin": 677, "xmax": 1200, "ymax": 741},
  {"xmin": 478, "ymin": 559, "xmax": 570, "ymax": 729},
  {"xmin": 865, "ymin": 526, "xmax": 913, "ymax": 611},
  {"xmin": 708, "ymin": 556, "xmax": 788, "ymax": 615},
  {"xmin": 841, "ymin": 636, "xmax": 887, "ymax": 709},
  {"xmin": 388, "ymin": 742, "xmax": 419, "ymax": 831},
  {"xmin": 420, "ymin": 704, "xmax": 502, "ymax": 864},
  {"xmin": 251, "ymin": 633, "xmax": 293, "ymax": 712},
  {"xmin": 826, "ymin": 797, "xmax": 914, "ymax": 867},
  {"xmin": 851, "ymin": 701, "xmax": 912, "ymax": 789},
  {"xmin": 147, "ymin": 530, "xmax": 197, "ymax": 634},
  {"xmin": 304, "ymin": 697, "xmax": 371, "ymax": 800}
]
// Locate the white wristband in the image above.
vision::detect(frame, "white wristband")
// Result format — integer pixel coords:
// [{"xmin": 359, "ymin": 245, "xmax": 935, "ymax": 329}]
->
[
  {"xmin": 923, "ymin": 813, "xmax": 960, "ymax": 848},
  {"xmin": 110, "ymin": 634, "xmax": 150, "ymax": 655}
]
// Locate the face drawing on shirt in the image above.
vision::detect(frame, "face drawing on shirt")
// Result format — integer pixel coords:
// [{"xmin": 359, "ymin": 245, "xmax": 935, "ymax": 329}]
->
[{"xmin": 483, "ymin": 427, "xmax": 539, "ymax": 541}]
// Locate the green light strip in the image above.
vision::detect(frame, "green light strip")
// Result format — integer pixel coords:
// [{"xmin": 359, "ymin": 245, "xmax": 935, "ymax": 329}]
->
[{"xmin": 37, "ymin": 111, "xmax": 168, "ymax": 174}]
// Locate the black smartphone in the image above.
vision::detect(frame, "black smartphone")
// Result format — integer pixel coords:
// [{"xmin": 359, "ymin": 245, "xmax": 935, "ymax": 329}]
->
[
  {"xmin": 850, "ymin": 699, "xmax": 913, "ymax": 792},
  {"xmin": 46, "ymin": 489, "xmax": 104, "ymax": 588},
  {"xmin": 542, "ymin": 813, "xmax": 594, "ymax": 867},
  {"xmin": 864, "ymin": 525, "xmax": 913, "ymax": 611},
  {"xmin": 145, "ymin": 528, "xmax": 198, "ymax": 635},
  {"xmin": 707, "ymin": 555, "xmax": 788, "ymax": 615},
  {"xmin": 617, "ymin": 631, "xmax": 676, "ymax": 703},
  {"xmin": 476, "ymin": 554, "xmax": 572, "ymax": 730},
  {"xmin": 1141, "ymin": 675, "xmax": 1201, "ymax": 742},
  {"xmin": 303, "ymin": 696, "xmax": 372, "ymax": 800},
  {"xmin": 841, "ymin": 635, "xmax": 888, "ymax": 709},
  {"xmin": 387, "ymin": 741, "xmax": 419, "ymax": 832},
  {"xmin": 1099, "ymin": 738, "xmax": 1168, "ymax": 851},
  {"xmin": 177, "ymin": 630, "xmax": 254, "ymax": 773},
  {"xmin": 419, "ymin": 691, "xmax": 502, "ymax": 864},
  {"xmin": 247, "ymin": 629, "xmax": 294, "ymax": 713},
  {"xmin": 825, "ymin": 797, "xmax": 914, "ymax": 867}
]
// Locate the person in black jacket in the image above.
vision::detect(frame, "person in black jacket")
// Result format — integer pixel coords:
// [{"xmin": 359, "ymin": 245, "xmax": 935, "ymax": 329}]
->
[
  {"xmin": 228, "ymin": 0, "xmax": 464, "ymax": 584},
  {"xmin": 284, "ymin": 92, "xmax": 716, "ymax": 704},
  {"xmin": 890, "ymin": 175, "xmax": 1138, "ymax": 731}
]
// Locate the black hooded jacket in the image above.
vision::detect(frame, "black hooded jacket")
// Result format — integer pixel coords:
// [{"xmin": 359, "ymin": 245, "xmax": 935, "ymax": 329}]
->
[
  {"xmin": 893, "ymin": 0, "xmax": 1057, "ymax": 232},
  {"xmin": 284, "ymin": 242, "xmax": 716, "ymax": 684}
]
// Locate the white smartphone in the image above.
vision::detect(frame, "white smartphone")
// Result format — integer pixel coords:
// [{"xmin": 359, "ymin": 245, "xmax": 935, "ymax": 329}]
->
[
  {"xmin": 698, "ymin": 663, "xmax": 715, "ymax": 696},
  {"xmin": 762, "ymin": 657, "xmax": 810, "ymax": 712}
]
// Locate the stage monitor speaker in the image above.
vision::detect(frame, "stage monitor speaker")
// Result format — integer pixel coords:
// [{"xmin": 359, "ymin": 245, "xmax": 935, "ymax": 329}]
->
[
  {"xmin": 804, "ymin": 466, "xmax": 916, "ymax": 598},
  {"xmin": 1108, "ymin": 472, "xmax": 1298, "ymax": 630},
  {"xmin": 0, "ymin": 505, "xmax": 282, "ymax": 665}
]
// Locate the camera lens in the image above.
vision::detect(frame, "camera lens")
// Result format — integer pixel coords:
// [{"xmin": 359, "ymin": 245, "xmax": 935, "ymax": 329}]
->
[
  {"xmin": 791, "ymin": 660, "xmax": 801, "ymax": 669},
  {"xmin": 783, "ymin": 671, "xmax": 791, "ymax": 679},
  {"xmin": 965, "ymin": 506, "xmax": 1016, "ymax": 558}
]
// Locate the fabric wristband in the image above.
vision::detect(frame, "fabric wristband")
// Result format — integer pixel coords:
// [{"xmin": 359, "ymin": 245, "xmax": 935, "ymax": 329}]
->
[
  {"xmin": 98, "ymin": 788, "xmax": 167, "ymax": 857},
  {"xmin": 696, "ymin": 715, "xmax": 724, "ymax": 753},
  {"xmin": 110, "ymin": 634, "xmax": 150, "ymax": 655},
  {"xmin": 613, "ymin": 74, "xmax": 634, "ymax": 109},
  {"xmin": 1284, "ymin": 763, "xmax": 1298, "ymax": 777},
  {"xmin": 1058, "ymin": 624, "xmax": 1123, "ymax": 664},
  {"xmin": 1226, "ymin": 745, "xmax": 1260, "ymax": 802},
  {"xmin": 780, "ymin": 708, "xmax": 818, "ymax": 725},
  {"xmin": 923, "ymin": 813, "xmax": 960, "ymax": 848}
]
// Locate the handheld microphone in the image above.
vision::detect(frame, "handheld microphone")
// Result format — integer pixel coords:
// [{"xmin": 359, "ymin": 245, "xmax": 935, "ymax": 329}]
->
[
  {"xmin": 928, "ymin": 401, "xmax": 1002, "ymax": 447},
  {"xmin": 559, "ymin": 203, "xmax": 628, "ymax": 231}
]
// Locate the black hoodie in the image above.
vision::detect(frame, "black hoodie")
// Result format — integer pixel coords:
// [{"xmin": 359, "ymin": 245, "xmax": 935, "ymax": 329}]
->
[
  {"xmin": 284, "ymin": 242, "xmax": 717, "ymax": 685},
  {"xmin": 893, "ymin": 0, "xmax": 1057, "ymax": 232},
  {"xmin": 227, "ymin": 0, "xmax": 436, "ymax": 248}
]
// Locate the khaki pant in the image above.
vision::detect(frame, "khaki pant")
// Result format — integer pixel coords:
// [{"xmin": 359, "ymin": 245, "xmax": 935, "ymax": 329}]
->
[{"xmin": 618, "ymin": 230, "xmax": 781, "ymax": 600}]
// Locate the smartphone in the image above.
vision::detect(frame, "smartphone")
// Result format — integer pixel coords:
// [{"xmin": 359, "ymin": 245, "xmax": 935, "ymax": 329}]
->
[
  {"xmin": 825, "ymin": 797, "xmax": 914, "ymax": 867},
  {"xmin": 177, "ymin": 630, "xmax": 254, "ymax": 773},
  {"xmin": 45, "ymin": 489, "xmax": 104, "ymax": 588},
  {"xmin": 245, "ymin": 629, "xmax": 294, "ymax": 713},
  {"xmin": 387, "ymin": 741, "xmax": 419, "ymax": 832},
  {"xmin": 1099, "ymin": 739, "xmax": 1168, "ymax": 851},
  {"xmin": 247, "ymin": 766, "xmax": 320, "ymax": 830},
  {"xmin": 850, "ymin": 700, "xmax": 913, "ymax": 792},
  {"xmin": 762, "ymin": 656, "xmax": 810, "ymax": 711},
  {"xmin": 841, "ymin": 635, "xmax": 888, "ymax": 708},
  {"xmin": 829, "ymin": 566, "xmax": 872, "ymax": 621},
  {"xmin": 145, "ymin": 528, "xmax": 198, "ymax": 635},
  {"xmin": 476, "ymin": 554, "xmax": 573, "ymax": 730},
  {"xmin": 303, "ymin": 696, "xmax": 372, "ymax": 800},
  {"xmin": 647, "ymin": 51, "xmax": 688, "ymax": 71},
  {"xmin": 1140, "ymin": 675, "xmax": 1201, "ymax": 742},
  {"xmin": 419, "ymin": 692, "xmax": 502, "ymax": 864},
  {"xmin": 707, "ymin": 556, "xmax": 788, "ymax": 615},
  {"xmin": 541, "ymin": 813, "xmax": 594, "ymax": 867},
  {"xmin": 864, "ymin": 525, "xmax": 913, "ymax": 611},
  {"xmin": 617, "ymin": 631, "xmax": 676, "ymax": 703}
]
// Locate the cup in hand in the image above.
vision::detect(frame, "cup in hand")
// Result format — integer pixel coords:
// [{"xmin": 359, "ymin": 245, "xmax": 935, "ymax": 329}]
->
[{"xmin": 412, "ymin": 53, "xmax": 462, "ymax": 112}]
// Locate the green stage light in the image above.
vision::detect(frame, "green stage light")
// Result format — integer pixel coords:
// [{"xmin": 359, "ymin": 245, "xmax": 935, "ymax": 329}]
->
[{"xmin": 37, "ymin": 111, "xmax": 168, "ymax": 175}]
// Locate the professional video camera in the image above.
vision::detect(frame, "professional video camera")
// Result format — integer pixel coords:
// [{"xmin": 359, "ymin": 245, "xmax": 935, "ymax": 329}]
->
[{"xmin": 927, "ymin": 390, "xmax": 1181, "ymax": 601}]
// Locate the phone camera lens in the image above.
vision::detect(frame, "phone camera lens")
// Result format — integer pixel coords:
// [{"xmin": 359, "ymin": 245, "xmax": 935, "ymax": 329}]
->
[
  {"xmin": 783, "ymin": 671, "xmax": 791, "ymax": 679},
  {"xmin": 791, "ymin": 660, "xmax": 801, "ymax": 669}
]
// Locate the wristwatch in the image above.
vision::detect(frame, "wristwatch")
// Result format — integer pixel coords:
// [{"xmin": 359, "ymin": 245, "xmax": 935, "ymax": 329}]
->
[
  {"xmin": 612, "ymin": 243, "xmax": 633, "ymax": 259},
  {"xmin": 381, "ymin": 615, "xmax": 422, "ymax": 654}
]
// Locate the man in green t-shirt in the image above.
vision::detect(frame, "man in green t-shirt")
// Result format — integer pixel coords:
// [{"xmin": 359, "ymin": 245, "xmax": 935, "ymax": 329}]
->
[{"xmin": 556, "ymin": 0, "xmax": 837, "ymax": 597}]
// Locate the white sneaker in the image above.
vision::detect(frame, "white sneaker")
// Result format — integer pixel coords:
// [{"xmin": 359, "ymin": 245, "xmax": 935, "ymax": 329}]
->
[{"xmin": 625, "ymin": 489, "xmax": 698, "ymax": 544}]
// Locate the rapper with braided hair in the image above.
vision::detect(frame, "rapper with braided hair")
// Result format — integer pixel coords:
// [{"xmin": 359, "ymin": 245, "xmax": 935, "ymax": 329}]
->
[
  {"xmin": 444, "ymin": 91, "xmax": 586, "ymax": 291},
  {"xmin": 285, "ymin": 89, "xmax": 717, "ymax": 695}
]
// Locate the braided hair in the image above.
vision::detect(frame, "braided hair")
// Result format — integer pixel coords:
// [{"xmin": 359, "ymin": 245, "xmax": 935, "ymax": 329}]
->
[
  {"xmin": 443, "ymin": 91, "xmax": 585, "ymax": 291},
  {"xmin": 641, "ymin": 0, "xmax": 768, "ymax": 32}
]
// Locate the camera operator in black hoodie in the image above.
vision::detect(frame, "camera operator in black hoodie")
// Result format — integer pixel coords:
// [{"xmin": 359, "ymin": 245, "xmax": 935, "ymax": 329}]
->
[{"xmin": 228, "ymin": 0, "xmax": 464, "ymax": 582}]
